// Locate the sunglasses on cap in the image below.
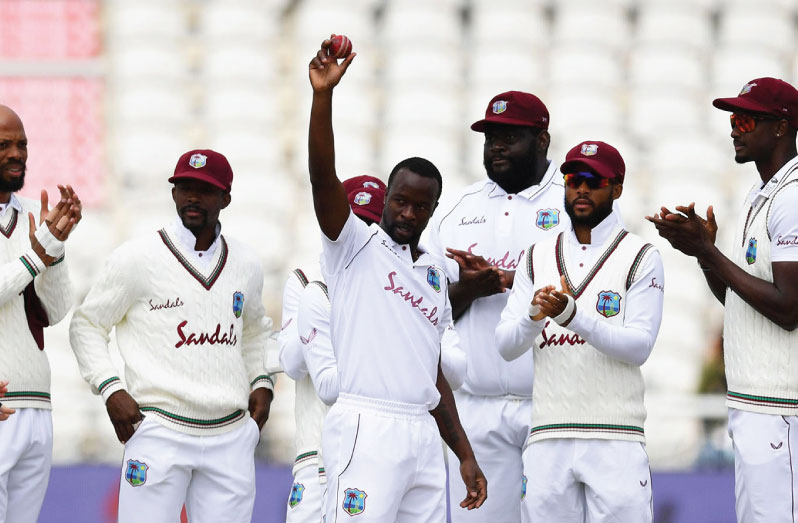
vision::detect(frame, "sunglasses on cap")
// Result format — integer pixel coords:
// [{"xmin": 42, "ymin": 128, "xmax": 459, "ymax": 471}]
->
[
  {"xmin": 563, "ymin": 172, "xmax": 611, "ymax": 189},
  {"xmin": 730, "ymin": 113, "xmax": 780, "ymax": 133}
]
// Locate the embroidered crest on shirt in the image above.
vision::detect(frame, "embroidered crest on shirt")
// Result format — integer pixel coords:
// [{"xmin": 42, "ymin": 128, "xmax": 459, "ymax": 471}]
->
[
  {"xmin": 289, "ymin": 482, "xmax": 305, "ymax": 508},
  {"xmin": 535, "ymin": 209, "xmax": 560, "ymax": 230},
  {"xmin": 492, "ymin": 100, "xmax": 508, "ymax": 114},
  {"xmin": 427, "ymin": 267, "xmax": 442, "ymax": 292},
  {"xmin": 596, "ymin": 290, "xmax": 622, "ymax": 318},
  {"xmin": 342, "ymin": 488, "xmax": 367, "ymax": 516},
  {"xmin": 188, "ymin": 153, "xmax": 207, "ymax": 168},
  {"xmin": 745, "ymin": 237, "xmax": 757, "ymax": 264},
  {"xmin": 232, "ymin": 291, "xmax": 244, "ymax": 318},
  {"xmin": 125, "ymin": 459, "xmax": 148, "ymax": 486},
  {"xmin": 353, "ymin": 191, "xmax": 371, "ymax": 205}
]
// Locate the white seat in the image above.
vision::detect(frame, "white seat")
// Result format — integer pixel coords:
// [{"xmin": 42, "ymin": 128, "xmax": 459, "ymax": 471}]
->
[
  {"xmin": 546, "ymin": 87, "xmax": 623, "ymax": 137},
  {"xmin": 548, "ymin": 44, "xmax": 624, "ymax": 90},
  {"xmin": 204, "ymin": 85, "xmax": 277, "ymax": 126},
  {"xmin": 468, "ymin": 46, "xmax": 547, "ymax": 93},
  {"xmin": 627, "ymin": 89, "xmax": 705, "ymax": 141},
  {"xmin": 383, "ymin": 48, "xmax": 464, "ymax": 91},
  {"xmin": 105, "ymin": 1, "xmax": 186, "ymax": 39},
  {"xmin": 382, "ymin": 5, "xmax": 462, "ymax": 48},
  {"xmin": 382, "ymin": 88, "xmax": 462, "ymax": 132},
  {"xmin": 634, "ymin": 4, "xmax": 712, "ymax": 53},
  {"xmin": 379, "ymin": 125, "xmax": 462, "ymax": 184},
  {"xmin": 628, "ymin": 46, "xmax": 707, "ymax": 94},
  {"xmin": 717, "ymin": 6, "xmax": 795, "ymax": 55},
  {"xmin": 469, "ymin": 4, "xmax": 549, "ymax": 48},
  {"xmin": 202, "ymin": 45, "xmax": 278, "ymax": 84},
  {"xmin": 112, "ymin": 83, "xmax": 192, "ymax": 124},
  {"xmin": 551, "ymin": 4, "xmax": 630, "ymax": 51},
  {"xmin": 198, "ymin": 2, "xmax": 278, "ymax": 41},
  {"xmin": 110, "ymin": 42, "xmax": 188, "ymax": 79}
]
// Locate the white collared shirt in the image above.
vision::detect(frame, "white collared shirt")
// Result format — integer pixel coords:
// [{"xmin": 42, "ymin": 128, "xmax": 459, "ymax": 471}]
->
[
  {"xmin": 0, "ymin": 194, "xmax": 23, "ymax": 220},
  {"xmin": 170, "ymin": 218, "xmax": 222, "ymax": 271},
  {"xmin": 321, "ymin": 210, "xmax": 451, "ymax": 409}
]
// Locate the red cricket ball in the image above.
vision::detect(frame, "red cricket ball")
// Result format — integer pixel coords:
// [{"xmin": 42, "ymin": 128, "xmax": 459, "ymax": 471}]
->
[{"xmin": 330, "ymin": 34, "xmax": 353, "ymax": 59}]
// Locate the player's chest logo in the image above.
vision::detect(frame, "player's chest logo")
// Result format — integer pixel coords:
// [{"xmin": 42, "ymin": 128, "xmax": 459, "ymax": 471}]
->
[
  {"xmin": 536, "ymin": 209, "xmax": 560, "ymax": 230},
  {"xmin": 427, "ymin": 267, "xmax": 442, "ymax": 293},
  {"xmin": 148, "ymin": 296, "xmax": 184, "ymax": 311},
  {"xmin": 289, "ymin": 482, "xmax": 305, "ymax": 508},
  {"xmin": 596, "ymin": 290, "xmax": 622, "ymax": 318},
  {"xmin": 383, "ymin": 271, "xmax": 442, "ymax": 325},
  {"xmin": 125, "ymin": 459, "xmax": 148, "ymax": 487},
  {"xmin": 745, "ymin": 237, "xmax": 757, "ymax": 264},
  {"xmin": 232, "ymin": 291, "xmax": 244, "ymax": 318},
  {"xmin": 342, "ymin": 488, "xmax": 367, "ymax": 516},
  {"xmin": 458, "ymin": 215, "xmax": 487, "ymax": 226}
]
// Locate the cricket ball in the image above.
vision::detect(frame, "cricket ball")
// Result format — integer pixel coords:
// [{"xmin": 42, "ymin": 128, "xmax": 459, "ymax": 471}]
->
[{"xmin": 330, "ymin": 34, "xmax": 353, "ymax": 59}]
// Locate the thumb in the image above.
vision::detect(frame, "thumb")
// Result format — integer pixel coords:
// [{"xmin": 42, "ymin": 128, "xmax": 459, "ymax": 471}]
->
[
  {"xmin": 560, "ymin": 274, "xmax": 572, "ymax": 296},
  {"xmin": 707, "ymin": 205, "xmax": 716, "ymax": 224},
  {"xmin": 28, "ymin": 212, "xmax": 36, "ymax": 231}
]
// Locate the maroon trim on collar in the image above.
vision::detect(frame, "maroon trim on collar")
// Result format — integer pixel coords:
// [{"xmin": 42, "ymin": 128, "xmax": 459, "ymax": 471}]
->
[
  {"xmin": 0, "ymin": 208, "xmax": 19, "ymax": 238},
  {"xmin": 158, "ymin": 229, "xmax": 228, "ymax": 291}
]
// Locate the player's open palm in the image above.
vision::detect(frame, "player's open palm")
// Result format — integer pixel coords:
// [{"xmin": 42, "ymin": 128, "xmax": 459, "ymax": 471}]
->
[{"xmin": 309, "ymin": 36, "xmax": 355, "ymax": 92}]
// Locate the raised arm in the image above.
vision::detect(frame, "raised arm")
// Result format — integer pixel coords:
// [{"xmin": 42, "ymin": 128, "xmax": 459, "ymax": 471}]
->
[{"xmin": 308, "ymin": 37, "xmax": 357, "ymax": 240}]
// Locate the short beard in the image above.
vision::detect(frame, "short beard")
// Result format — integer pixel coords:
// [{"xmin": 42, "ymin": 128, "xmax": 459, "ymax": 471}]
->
[
  {"xmin": 0, "ymin": 170, "xmax": 25, "ymax": 193},
  {"xmin": 564, "ymin": 195, "xmax": 614, "ymax": 229}
]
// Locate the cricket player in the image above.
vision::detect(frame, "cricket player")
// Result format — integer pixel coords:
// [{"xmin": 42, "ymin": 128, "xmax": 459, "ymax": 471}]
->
[
  {"xmin": 496, "ymin": 141, "xmax": 664, "ymax": 522},
  {"xmin": 69, "ymin": 149, "xmax": 273, "ymax": 523},
  {"xmin": 649, "ymin": 77, "xmax": 798, "ymax": 522},
  {"xmin": 307, "ymin": 37, "xmax": 486, "ymax": 521}
]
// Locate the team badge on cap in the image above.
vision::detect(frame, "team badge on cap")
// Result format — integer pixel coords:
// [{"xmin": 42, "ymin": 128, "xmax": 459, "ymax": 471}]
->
[
  {"xmin": 580, "ymin": 144, "xmax": 598, "ymax": 156},
  {"xmin": 746, "ymin": 237, "xmax": 757, "ymax": 264},
  {"xmin": 492, "ymin": 100, "xmax": 508, "ymax": 114},
  {"xmin": 353, "ymin": 191, "xmax": 372, "ymax": 205},
  {"xmin": 188, "ymin": 153, "xmax": 207, "ymax": 169},
  {"xmin": 289, "ymin": 482, "xmax": 305, "ymax": 508},
  {"xmin": 740, "ymin": 82, "xmax": 757, "ymax": 95},
  {"xmin": 342, "ymin": 488, "xmax": 367, "ymax": 516},
  {"xmin": 536, "ymin": 209, "xmax": 560, "ymax": 230},
  {"xmin": 427, "ymin": 267, "xmax": 442, "ymax": 292},
  {"xmin": 125, "ymin": 459, "xmax": 148, "ymax": 487},
  {"xmin": 596, "ymin": 290, "xmax": 621, "ymax": 318},
  {"xmin": 233, "ymin": 291, "xmax": 244, "ymax": 318}
]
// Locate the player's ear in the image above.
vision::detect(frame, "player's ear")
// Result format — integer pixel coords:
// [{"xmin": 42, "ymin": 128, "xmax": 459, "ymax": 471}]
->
[
  {"xmin": 612, "ymin": 182, "xmax": 623, "ymax": 200},
  {"xmin": 221, "ymin": 191, "xmax": 231, "ymax": 209},
  {"xmin": 171, "ymin": 186, "xmax": 177, "ymax": 203},
  {"xmin": 536, "ymin": 130, "xmax": 550, "ymax": 154}
]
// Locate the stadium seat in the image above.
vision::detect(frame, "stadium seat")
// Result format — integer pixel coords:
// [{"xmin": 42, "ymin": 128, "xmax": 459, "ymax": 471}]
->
[
  {"xmin": 634, "ymin": 4, "xmax": 713, "ymax": 53},
  {"xmin": 628, "ymin": 46, "xmax": 707, "ymax": 94},
  {"xmin": 717, "ymin": 5, "xmax": 795, "ymax": 55},
  {"xmin": 551, "ymin": 3, "xmax": 630, "ymax": 52},
  {"xmin": 548, "ymin": 44, "xmax": 624, "ymax": 90}
]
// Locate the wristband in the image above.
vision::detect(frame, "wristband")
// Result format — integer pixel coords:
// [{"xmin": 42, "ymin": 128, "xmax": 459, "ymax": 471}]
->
[
  {"xmin": 552, "ymin": 294, "xmax": 576, "ymax": 326},
  {"xmin": 528, "ymin": 302, "xmax": 541, "ymax": 319},
  {"xmin": 34, "ymin": 225, "xmax": 65, "ymax": 258}
]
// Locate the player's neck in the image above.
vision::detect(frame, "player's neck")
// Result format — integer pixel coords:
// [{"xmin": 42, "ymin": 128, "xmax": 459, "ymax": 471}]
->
[
  {"xmin": 756, "ymin": 146, "xmax": 798, "ymax": 184},
  {"xmin": 189, "ymin": 223, "xmax": 218, "ymax": 251},
  {"xmin": 0, "ymin": 191, "xmax": 11, "ymax": 204}
]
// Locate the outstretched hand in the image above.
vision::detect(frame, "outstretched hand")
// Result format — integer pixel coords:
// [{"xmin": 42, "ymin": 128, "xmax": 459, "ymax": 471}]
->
[
  {"xmin": 646, "ymin": 202, "xmax": 717, "ymax": 259},
  {"xmin": 27, "ymin": 185, "xmax": 82, "ymax": 265},
  {"xmin": 309, "ymin": 35, "xmax": 356, "ymax": 92}
]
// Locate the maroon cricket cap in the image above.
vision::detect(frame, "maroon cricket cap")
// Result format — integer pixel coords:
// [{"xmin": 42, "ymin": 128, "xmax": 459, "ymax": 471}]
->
[
  {"xmin": 169, "ymin": 149, "xmax": 233, "ymax": 191},
  {"xmin": 471, "ymin": 91, "xmax": 550, "ymax": 132},
  {"xmin": 560, "ymin": 141, "xmax": 625, "ymax": 182},
  {"xmin": 342, "ymin": 175, "xmax": 386, "ymax": 193},
  {"xmin": 713, "ymin": 77, "xmax": 798, "ymax": 127},
  {"xmin": 348, "ymin": 186, "xmax": 385, "ymax": 223}
]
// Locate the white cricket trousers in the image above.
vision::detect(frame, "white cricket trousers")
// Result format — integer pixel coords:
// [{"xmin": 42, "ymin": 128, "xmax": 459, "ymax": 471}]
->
[
  {"xmin": 322, "ymin": 393, "xmax": 446, "ymax": 522},
  {"xmin": 447, "ymin": 392, "xmax": 532, "ymax": 523},
  {"xmin": 521, "ymin": 439, "xmax": 653, "ymax": 523},
  {"xmin": 285, "ymin": 464, "xmax": 323, "ymax": 523},
  {"xmin": 117, "ymin": 415, "xmax": 260, "ymax": 523},
  {"xmin": 728, "ymin": 409, "xmax": 798, "ymax": 523},
  {"xmin": 0, "ymin": 408, "xmax": 52, "ymax": 523}
]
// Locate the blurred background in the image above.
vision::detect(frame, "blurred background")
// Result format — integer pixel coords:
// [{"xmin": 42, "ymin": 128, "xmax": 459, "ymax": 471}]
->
[{"xmin": 4, "ymin": 0, "xmax": 792, "ymax": 520}]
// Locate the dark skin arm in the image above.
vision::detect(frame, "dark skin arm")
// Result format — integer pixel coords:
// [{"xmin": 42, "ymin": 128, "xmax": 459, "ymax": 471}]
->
[
  {"xmin": 308, "ymin": 36, "xmax": 357, "ymax": 241},
  {"xmin": 446, "ymin": 248, "xmax": 512, "ymax": 320},
  {"xmin": 248, "ymin": 387, "xmax": 273, "ymax": 431},
  {"xmin": 647, "ymin": 203, "xmax": 798, "ymax": 331},
  {"xmin": 430, "ymin": 360, "xmax": 487, "ymax": 510}
]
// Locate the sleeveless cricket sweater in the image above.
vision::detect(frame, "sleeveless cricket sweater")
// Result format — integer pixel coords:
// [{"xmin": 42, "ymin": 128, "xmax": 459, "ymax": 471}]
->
[
  {"xmin": 0, "ymin": 196, "xmax": 72, "ymax": 409},
  {"xmin": 527, "ymin": 227, "xmax": 654, "ymax": 444},
  {"xmin": 69, "ymin": 225, "xmax": 273, "ymax": 436},
  {"xmin": 724, "ymin": 165, "xmax": 798, "ymax": 416}
]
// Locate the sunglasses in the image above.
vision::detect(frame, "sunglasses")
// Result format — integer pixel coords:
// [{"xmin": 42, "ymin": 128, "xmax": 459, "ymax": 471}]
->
[
  {"xmin": 563, "ymin": 172, "xmax": 611, "ymax": 189},
  {"xmin": 729, "ymin": 113, "xmax": 778, "ymax": 133}
]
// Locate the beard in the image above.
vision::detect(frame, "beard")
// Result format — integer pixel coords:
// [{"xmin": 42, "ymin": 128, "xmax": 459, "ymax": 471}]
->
[
  {"xmin": 178, "ymin": 205, "xmax": 209, "ymax": 231},
  {"xmin": 0, "ymin": 164, "xmax": 25, "ymax": 193},
  {"xmin": 564, "ymin": 194, "xmax": 614, "ymax": 229},
  {"xmin": 484, "ymin": 146, "xmax": 538, "ymax": 194}
]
